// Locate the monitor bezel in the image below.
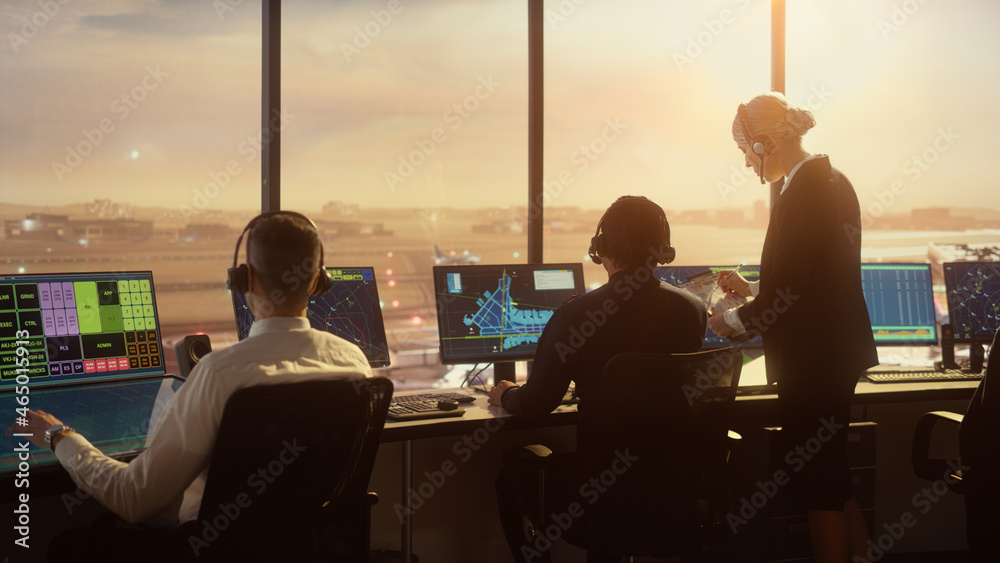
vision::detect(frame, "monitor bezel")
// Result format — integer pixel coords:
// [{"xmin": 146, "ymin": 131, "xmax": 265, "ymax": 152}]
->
[{"xmin": 432, "ymin": 263, "xmax": 585, "ymax": 365}]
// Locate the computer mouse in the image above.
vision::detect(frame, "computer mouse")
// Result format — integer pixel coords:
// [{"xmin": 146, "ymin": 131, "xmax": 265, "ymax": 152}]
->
[{"xmin": 437, "ymin": 399, "xmax": 460, "ymax": 411}]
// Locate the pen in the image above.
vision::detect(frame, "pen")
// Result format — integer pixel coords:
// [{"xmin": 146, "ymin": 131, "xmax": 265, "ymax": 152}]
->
[{"xmin": 720, "ymin": 262, "xmax": 745, "ymax": 284}]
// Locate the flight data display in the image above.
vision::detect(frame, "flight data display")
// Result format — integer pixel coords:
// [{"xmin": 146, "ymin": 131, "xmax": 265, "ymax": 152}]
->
[
  {"xmin": 433, "ymin": 263, "xmax": 585, "ymax": 364},
  {"xmin": 655, "ymin": 265, "xmax": 763, "ymax": 349},
  {"xmin": 0, "ymin": 271, "xmax": 166, "ymax": 390},
  {"xmin": 944, "ymin": 261, "xmax": 1000, "ymax": 343},
  {"xmin": 232, "ymin": 266, "xmax": 390, "ymax": 367},
  {"xmin": 861, "ymin": 263, "xmax": 937, "ymax": 345}
]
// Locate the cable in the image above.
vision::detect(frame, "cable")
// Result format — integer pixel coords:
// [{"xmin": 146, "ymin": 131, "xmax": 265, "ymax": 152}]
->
[{"xmin": 462, "ymin": 363, "xmax": 492, "ymax": 394}]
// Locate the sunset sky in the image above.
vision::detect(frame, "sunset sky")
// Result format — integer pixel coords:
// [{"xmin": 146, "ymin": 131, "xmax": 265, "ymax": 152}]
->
[{"xmin": 2, "ymin": 0, "xmax": 999, "ymax": 216}]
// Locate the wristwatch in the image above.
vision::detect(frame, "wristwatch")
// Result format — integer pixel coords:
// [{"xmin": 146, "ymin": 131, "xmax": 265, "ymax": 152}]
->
[{"xmin": 44, "ymin": 424, "xmax": 75, "ymax": 452}]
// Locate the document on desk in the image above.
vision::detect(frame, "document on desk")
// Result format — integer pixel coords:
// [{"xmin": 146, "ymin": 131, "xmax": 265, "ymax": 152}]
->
[{"xmin": 676, "ymin": 270, "xmax": 747, "ymax": 312}]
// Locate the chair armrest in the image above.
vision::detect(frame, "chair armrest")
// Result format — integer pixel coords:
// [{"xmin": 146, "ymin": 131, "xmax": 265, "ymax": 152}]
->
[
  {"xmin": 501, "ymin": 445, "xmax": 553, "ymax": 525},
  {"xmin": 911, "ymin": 411, "xmax": 965, "ymax": 487}
]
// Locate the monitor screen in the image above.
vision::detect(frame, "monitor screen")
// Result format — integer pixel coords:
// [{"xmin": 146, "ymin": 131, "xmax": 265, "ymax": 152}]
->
[
  {"xmin": 943, "ymin": 261, "xmax": 1000, "ymax": 343},
  {"xmin": 433, "ymin": 263, "xmax": 585, "ymax": 364},
  {"xmin": 231, "ymin": 266, "xmax": 391, "ymax": 367},
  {"xmin": 0, "ymin": 271, "xmax": 166, "ymax": 390},
  {"xmin": 860, "ymin": 263, "xmax": 937, "ymax": 345},
  {"xmin": 0, "ymin": 376, "xmax": 182, "ymax": 474},
  {"xmin": 655, "ymin": 265, "xmax": 763, "ymax": 349}
]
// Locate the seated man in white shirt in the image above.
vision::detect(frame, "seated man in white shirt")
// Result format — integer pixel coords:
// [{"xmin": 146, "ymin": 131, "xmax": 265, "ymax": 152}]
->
[{"xmin": 7, "ymin": 211, "xmax": 371, "ymax": 560}]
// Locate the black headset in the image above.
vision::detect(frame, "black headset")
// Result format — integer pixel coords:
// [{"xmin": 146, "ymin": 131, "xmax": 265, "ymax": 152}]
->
[
  {"xmin": 226, "ymin": 210, "xmax": 333, "ymax": 297},
  {"xmin": 737, "ymin": 102, "xmax": 767, "ymax": 185},
  {"xmin": 588, "ymin": 196, "xmax": 675, "ymax": 266}
]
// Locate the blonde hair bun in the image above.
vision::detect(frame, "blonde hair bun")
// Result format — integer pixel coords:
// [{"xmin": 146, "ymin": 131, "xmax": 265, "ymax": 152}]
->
[{"xmin": 785, "ymin": 106, "xmax": 816, "ymax": 137}]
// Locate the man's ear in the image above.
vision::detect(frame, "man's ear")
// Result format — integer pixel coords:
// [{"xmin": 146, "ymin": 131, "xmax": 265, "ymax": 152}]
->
[{"xmin": 245, "ymin": 263, "xmax": 257, "ymax": 293}]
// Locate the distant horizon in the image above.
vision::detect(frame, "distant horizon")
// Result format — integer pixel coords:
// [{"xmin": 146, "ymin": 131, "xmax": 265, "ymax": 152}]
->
[{"xmin": 2, "ymin": 198, "xmax": 999, "ymax": 218}]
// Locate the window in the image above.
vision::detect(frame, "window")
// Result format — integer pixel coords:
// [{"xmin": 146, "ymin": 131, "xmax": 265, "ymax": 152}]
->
[
  {"xmin": 282, "ymin": 0, "xmax": 528, "ymax": 379},
  {"xmin": 1, "ymin": 1, "xmax": 262, "ymax": 368}
]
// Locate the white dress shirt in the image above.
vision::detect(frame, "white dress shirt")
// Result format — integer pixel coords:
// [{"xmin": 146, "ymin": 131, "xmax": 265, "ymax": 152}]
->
[{"xmin": 55, "ymin": 316, "xmax": 372, "ymax": 524}]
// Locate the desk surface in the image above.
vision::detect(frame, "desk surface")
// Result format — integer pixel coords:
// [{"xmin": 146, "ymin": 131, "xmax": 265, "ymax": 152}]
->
[{"xmin": 381, "ymin": 374, "xmax": 981, "ymax": 442}]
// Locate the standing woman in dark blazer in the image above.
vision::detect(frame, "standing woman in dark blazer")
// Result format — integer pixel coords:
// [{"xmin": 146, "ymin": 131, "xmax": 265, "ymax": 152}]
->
[{"xmin": 708, "ymin": 92, "xmax": 878, "ymax": 562}]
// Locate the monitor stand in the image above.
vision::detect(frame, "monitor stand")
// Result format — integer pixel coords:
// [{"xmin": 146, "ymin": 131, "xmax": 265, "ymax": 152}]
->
[{"xmin": 493, "ymin": 362, "xmax": 516, "ymax": 386}]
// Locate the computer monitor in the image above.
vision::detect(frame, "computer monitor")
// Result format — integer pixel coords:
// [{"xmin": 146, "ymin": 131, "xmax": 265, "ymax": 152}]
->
[
  {"xmin": 231, "ymin": 266, "xmax": 391, "ymax": 368},
  {"xmin": 943, "ymin": 261, "xmax": 1000, "ymax": 343},
  {"xmin": 0, "ymin": 271, "xmax": 167, "ymax": 390},
  {"xmin": 432, "ymin": 263, "xmax": 585, "ymax": 365},
  {"xmin": 654, "ymin": 265, "xmax": 763, "ymax": 349},
  {"xmin": 860, "ymin": 263, "xmax": 938, "ymax": 345}
]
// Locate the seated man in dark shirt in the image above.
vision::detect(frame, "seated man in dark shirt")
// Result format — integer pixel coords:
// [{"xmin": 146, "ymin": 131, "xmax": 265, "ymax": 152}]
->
[{"xmin": 488, "ymin": 195, "xmax": 707, "ymax": 562}]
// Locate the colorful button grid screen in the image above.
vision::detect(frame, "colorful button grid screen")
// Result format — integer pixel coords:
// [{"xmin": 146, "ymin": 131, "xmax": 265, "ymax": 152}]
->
[{"xmin": 0, "ymin": 271, "xmax": 165, "ymax": 389}]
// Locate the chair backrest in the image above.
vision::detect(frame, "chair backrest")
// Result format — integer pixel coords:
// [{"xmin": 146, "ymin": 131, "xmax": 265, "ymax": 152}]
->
[
  {"xmin": 960, "ymin": 328, "xmax": 1000, "ymax": 557},
  {"xmin": 584, "ymin": 348, "xmax": 742, "ymax": 555},
  {"xmin": 186, "ymin": 376, "xmax": 393, "ymax": 560}
]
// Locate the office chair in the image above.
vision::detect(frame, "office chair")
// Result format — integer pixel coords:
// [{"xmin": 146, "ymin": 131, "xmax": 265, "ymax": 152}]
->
[
  {"xmin": 911, "ymin": 328, "xmax": 998, "ymax": 561},
  {"xmin": 505, "ymin": 348, "xmax": 743, "ymax": 562},
  {"xmin": 175, "ymin": 377, "xmax": 393, "ymax": 562}
]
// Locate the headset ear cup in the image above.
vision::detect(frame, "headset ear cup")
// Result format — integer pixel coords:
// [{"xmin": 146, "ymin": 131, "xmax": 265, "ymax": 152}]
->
[
  {"xmin": 227, "ymin": 264, "xmax": 249, "ymax": 294},
  {"xmin": 661, "ymin": 245, "xmax": 676, "ymax": 264},
  {"xmin": 752, "ymin": 141, "xmax": 765, "ymax": 155},
  {"xmin": 589, "ymin": 235, "xmax": 603, "ymax": 265},
  {"xmin": 312, "ymin": 269, "xmax": 333, "ymax": 296}
]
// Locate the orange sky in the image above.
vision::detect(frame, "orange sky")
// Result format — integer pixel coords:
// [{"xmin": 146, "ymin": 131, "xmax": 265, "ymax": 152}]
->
[{"xmin": 2, "ymin": 0, "xmax": 999, "ymax": 216}]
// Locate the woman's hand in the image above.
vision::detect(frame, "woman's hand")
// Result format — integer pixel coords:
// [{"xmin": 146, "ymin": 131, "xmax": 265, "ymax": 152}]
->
[{"xmin": 718, "ymin": 270, "xmax": 752, "ymax": 298}]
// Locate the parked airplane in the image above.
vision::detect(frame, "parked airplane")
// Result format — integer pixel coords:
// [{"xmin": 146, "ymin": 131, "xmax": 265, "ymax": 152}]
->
[{"xmin": 433, "ymin": 245, "xmax": 482, "ymax": 265}]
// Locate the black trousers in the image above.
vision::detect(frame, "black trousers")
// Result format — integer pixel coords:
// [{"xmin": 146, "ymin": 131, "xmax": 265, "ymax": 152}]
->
[{"xmin": 495, "ymin": 451, "xmax": 594, "ymax": 563}]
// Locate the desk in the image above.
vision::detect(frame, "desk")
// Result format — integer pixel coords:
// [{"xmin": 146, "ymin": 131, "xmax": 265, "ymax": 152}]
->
[
  {"xmin": 379, "ymin": 374, "xmax": 980, "ymax": 563},
  {"xmin": 382, "ymin": 388, "xmax": 578, "ymax": 562},
  {"xmin": 2, "ymin": 377, "xmax": 981, "ymax": 561}
]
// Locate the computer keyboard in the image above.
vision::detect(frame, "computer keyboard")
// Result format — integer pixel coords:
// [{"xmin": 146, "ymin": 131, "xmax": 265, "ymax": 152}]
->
[
  {"xmin": 865, "ymin": 368, "xmax": 983, "ymax": 383},
  {"xmin": 387, "ymin": 400, "xmax": 467, "ymax": 422},
  {"xmin": 391, "ymin": 392, "xmax": 476, "ymax": 404}
]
